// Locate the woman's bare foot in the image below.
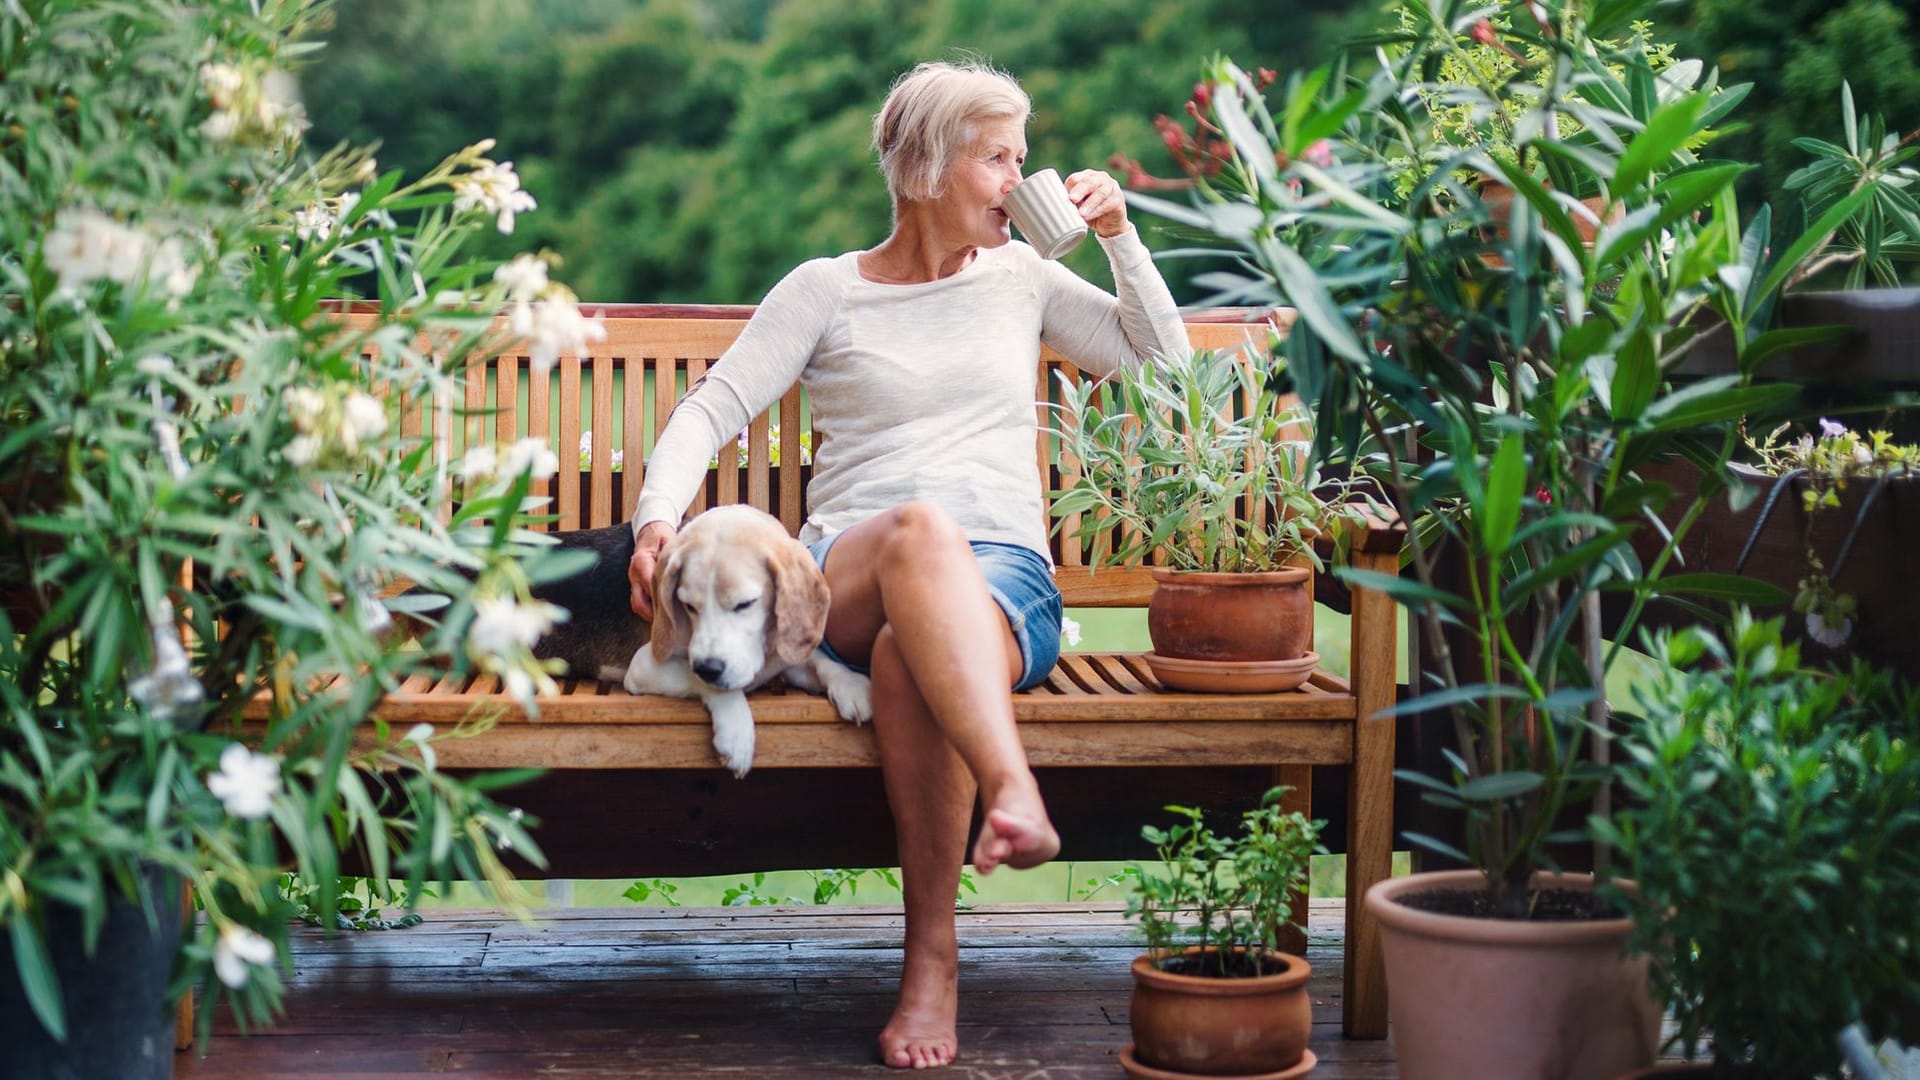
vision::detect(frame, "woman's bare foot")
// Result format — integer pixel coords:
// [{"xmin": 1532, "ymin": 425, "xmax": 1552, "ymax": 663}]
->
[
  {"xmin": 971, "ymin": 785, "xmax": 1060, "ymax": 874},
  {"xmin": 878, "ymin": 953, "xmax": 959, "ymax": 1069}
]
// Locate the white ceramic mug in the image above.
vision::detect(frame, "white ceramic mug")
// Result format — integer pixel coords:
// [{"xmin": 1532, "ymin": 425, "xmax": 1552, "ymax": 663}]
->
[{"xmin": 1002, "ymin": 168, "xmax": 1089, "ymax": 260}]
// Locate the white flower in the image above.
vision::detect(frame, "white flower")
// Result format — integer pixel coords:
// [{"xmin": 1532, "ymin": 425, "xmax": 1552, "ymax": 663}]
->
[
  {"xmin": 468, "ymin": 596, "xmax": 567, "ymax": 657},
  {"xmin": 257, "ymin": 70, "xmax": 308, "ymax": 141},
  {"xmin": 457, "ymin": 444, "xmax": 499, "ymax": 484},
  {"xmin": 334, "ymin": 190, "xmax": 359, "ymax": 230},
  {"xmin": 135, "ymin": 354, "xmax": 174, "ymax": 377},
  {"xmin": 1807, "ymin": 611, "xmax": 1852, "ymax": 648},
  {"xmin": 213, "ymin": 924, "xmax": 275, "ymax": 989},
  {"xmin": 402, "ymin": 722, "xmax": 437, "ymax": 772},
  {"xmin": 1819, "ymin": 417, "xmax": 1849, "ymax": 440},
  {"xmin": 507, "ymin": 296, "xmax": 606, "ymax": 375},
  {"xmin": 493, "ymin": 253, "xmax": 550, "ymax": 301},
  {"xmin": 354, "ymin": 157, "xmax": 378, "ymax": 183},
  {"xmin": 200, "ymin": 62, "xmax": 244, "ymax": 108},
  {"xmin": 1060, "ymin": 616, "xmax": 1082, "ymax": 649},
  {"xmin": 501, "ymin": 436, "xmax": 560, "ymax": 481},
  {"xmin": 283, "ymin": 434, "xmax": 321, "ymax": 466},
  {"xmin": 42, "ymin": 207, "xmax": 147, "ymax": 295},
  {"xmin": 452, "ymin": 159, "xmax": 537, "ymax": 234},
  {"xmin": 147, "ymin": 236, "xmax": 199, "ymax": 299},
  {"xmin": 283, "ymin": 386, "xmax": 325, "ymax": 432},
  {"xmin": 293, "ymin": 203, "xmax": 334, "ymax": 243},
  {"xmin": 199, "ymin": 110, "xmax": 238, "ymax": 141},
  {"xmin": 341, "ymin": 391, "xmax": 387, "ymax": 451},
  {"xmin": 1854, "ymin": 444, "xmax": 1874, "ymax": 466},
  {"xmin": 206, "ymin": 744, "xmax": 281, "ymax": 820}
]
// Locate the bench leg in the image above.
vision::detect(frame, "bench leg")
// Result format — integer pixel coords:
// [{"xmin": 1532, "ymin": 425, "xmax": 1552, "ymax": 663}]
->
[
  {"xmin": 174, "ymin": 880, "xmax": 194, "ymax": 1051},
  {"xmin": 1343, "ymin": 550, "xmax": 1398, "ymax": 1039},
  {"xmin": 1274, "ymin": 764, "xmax": 1312, "ymax": 957}
]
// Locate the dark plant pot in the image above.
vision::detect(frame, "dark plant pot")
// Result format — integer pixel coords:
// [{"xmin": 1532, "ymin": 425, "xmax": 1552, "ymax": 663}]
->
[
  {"xmin": 0, "ymin": 865, "xmax": 183, "ymax": 1080},
  {"xmin": 1678, "ymin": 286, "xmax": 1920, "ymax": 386},
  {"xmin": 1366, "ymin": 870, "xmax": 1659, "ymax": 1080},
  {"xmin": 1633, "ymin": 461, "xmax": 1920, "ymax": 682},
  {"xmin": 1126, "ymin": 948, "xmax": 1314, "ymax": 1077}
]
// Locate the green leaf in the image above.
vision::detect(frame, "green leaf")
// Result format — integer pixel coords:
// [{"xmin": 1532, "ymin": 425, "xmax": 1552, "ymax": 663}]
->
[
  {"xmin": 1609, "ymin": 323, "xmax": 1658, "ymax": 422},
  {"xmin": 1457, "ymin": 771, "xmax": 1546, "ymax": 802},
  {"xmin": 1334, "ymin": 567, "xmax": 1468, "ymax": 612},
  {"xmin": 1480, "ymin": 433, "xmax": 1526, "ymax": 555},
  {"xmin": 8, "ymin": 918, "xmax": 65, "ymax": 1042},
  {"xmin": 1613, "ymin": 92, "xmax": 1708, "ymax": 195},
  {"xmin": 1738, "ymin": 325, "xmax": 1854, "ymax": 378},
  {"xmin": 1645, "ymin": 572, "xmax": 1791, "ymax": 605},
  {"xmin": 1749, "ymin": 187, "xmax": 1876, "ymax": 316},
  {"xmin": 1639, "ymin": 379, "xmax": 1798, "ymax": 433}
]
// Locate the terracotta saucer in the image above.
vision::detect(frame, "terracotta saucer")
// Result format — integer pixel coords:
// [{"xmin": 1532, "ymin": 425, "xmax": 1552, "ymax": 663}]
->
[
  {"xmin": 1143, "ymin": 650, "xmax": 1319, "ymax": 693},
  {"xmin": 1118, "ymin": 1044, "xmax": 1317, "ymax": 1080}
]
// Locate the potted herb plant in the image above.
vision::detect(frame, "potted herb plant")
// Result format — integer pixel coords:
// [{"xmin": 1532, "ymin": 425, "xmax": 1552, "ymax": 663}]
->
[
  {"xmin": 1121, "ymin": 0, "xmax": 1902, "ymax": 1072},
  {"xmin": 1046, "ymin": 345, "xmax": 1369, "ymax": 692},
  {"xmin": 1122, "ymin": 786, "xmax": 1325, "ymax": 1079},
  {"xmin": 0, "ymin": 3, "xmax": 592, "ymax": 1073},
  {"xmin": 1595, "ymin": 612, "xmax": 1920, "ymax": 1079}
]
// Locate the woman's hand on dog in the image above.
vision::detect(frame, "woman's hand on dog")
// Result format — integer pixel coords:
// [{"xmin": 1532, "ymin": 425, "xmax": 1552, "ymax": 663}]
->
[{"xmin": 629, "ymin": 521, "xmax": 676, "ymax": 619}]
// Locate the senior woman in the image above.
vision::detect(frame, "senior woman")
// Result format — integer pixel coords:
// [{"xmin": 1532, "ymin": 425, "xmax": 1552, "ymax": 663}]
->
[{"xmin": 626, "ymin": 59, "xmax": 1191, "ymax": 1069}]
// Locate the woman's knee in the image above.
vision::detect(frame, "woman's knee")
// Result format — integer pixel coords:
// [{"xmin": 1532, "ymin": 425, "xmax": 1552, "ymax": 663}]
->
[{"xmin": 877, "ymin": 501, "xmax": 970, "ymax": 569}]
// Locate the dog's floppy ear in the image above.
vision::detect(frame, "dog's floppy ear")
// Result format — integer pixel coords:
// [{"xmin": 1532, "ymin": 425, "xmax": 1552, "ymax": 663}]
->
[
  {"xmin": 650, "ymin": 545, "xmax": 690, "ymax": 662},
  {"xmin": 769, "ymin": 537, "xmax": 831, "ymax": 667}
]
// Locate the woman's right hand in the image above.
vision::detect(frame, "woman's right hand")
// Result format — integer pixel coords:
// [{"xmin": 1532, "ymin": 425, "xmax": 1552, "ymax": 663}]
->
[{"xmin": 629, "ymin": 521, "xmax": 677, "ymax": 619}]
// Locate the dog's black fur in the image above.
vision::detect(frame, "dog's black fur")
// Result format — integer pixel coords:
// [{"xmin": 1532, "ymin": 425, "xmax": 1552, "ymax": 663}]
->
[
  {"xmin": 404, "ymin": 524, "xmax": 649, "ymax": 677},
  {"xmin": 523, "ymin": 524, "xmax": 651, "ymax": 676}
]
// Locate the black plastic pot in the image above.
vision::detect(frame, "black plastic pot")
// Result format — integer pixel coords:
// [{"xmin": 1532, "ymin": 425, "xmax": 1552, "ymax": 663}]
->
[{"xmin": 0, "ymin": 865, "xmax": 183, "ymax": 1080}]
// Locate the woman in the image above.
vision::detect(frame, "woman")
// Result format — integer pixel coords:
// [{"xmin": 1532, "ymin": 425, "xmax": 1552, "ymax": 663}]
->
[{"xmin": 626, "ymin": 59, "xmax": 1190, "ymax": 1069}]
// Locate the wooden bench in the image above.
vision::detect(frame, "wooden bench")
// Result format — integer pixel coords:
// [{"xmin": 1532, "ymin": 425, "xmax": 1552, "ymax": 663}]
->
[{"xmin": 237, "ymin": 303, "xmax": 1401, "ymax": 1039}]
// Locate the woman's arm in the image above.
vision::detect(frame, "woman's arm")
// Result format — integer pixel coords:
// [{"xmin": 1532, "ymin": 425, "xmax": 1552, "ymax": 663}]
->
[
  {"xmin": 1035, "ymin": 224, "xmax": 1191, "ymax": 378},
  {"xmin": 629, "ymin": 260, "xmax": 838, "ymax": 537},
  {"xmin": 626, "ymin": 260, "xmax": 838, "ymax": 616}
]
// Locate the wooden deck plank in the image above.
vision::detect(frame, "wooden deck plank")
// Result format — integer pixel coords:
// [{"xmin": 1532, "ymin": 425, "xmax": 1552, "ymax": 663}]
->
[{"xmin": 178, "ymin": 901, "xmax": 1399, "ymax": 1079}]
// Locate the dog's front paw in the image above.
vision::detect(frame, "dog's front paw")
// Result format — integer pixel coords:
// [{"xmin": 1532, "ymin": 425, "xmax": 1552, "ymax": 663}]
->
[
  {"xmin": 707, "ymin": 694, "xmax": 756, "ymax": 778},
  {"xmin": 826, "ymin": 670, "xmax": 873, "ymax": 726}
]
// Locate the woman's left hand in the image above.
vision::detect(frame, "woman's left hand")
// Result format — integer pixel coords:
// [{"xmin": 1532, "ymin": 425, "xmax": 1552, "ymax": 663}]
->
[{"xmin": 1065, "ymin": 169, "xmax": 1129, "ymax": 239}]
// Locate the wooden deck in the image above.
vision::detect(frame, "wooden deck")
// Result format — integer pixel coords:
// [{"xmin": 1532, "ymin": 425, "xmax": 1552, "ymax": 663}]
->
[{"xmin": 176, "ymin": 899, "xmax": 1397, "ymax": 1078}]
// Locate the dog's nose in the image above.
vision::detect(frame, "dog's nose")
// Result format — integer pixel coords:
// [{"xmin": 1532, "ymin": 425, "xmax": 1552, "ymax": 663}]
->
[{"xmin": 692, "ymin": 658, "xmax": 727, "ymax": 685}]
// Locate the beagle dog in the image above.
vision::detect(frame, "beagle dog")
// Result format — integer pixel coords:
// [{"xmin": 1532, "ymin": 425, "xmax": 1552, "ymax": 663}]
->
[
  {"xmin": 603, "ymin": 505, "xmax": 871, "ymax": 776},
  {"xmin": 436, "ymin": 505, "xmax": 870, "ymax": 777}
]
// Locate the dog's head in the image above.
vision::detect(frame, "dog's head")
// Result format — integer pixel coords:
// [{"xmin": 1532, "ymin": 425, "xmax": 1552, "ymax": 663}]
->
[{"xmin": 649, "ymin": 506, "xmax": 831, "ymax": 688}]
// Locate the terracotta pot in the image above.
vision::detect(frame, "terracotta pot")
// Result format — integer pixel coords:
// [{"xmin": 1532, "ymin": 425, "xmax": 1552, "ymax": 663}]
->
[
  {"xmin": 1366, "ymin": 870, "xmax": 1660, "ymax": 1080},
  {"xmin": 1128, "ymin": 948, "xmax": 1312, "ymax": 1077},
  {"xmin": 1146, "ymin": 567, "xmax": 1312, "ymax": 663}
]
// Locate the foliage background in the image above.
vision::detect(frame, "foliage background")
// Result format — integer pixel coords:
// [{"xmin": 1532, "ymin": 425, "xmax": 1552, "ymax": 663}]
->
[{"xmin": 300, "ymin": 0, "xmax": 1375, "ymax": 304}]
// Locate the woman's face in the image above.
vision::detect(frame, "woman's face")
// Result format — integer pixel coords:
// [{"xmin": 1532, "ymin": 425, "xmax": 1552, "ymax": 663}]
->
[{"xmin": 932, "ymin": 117, "xmax": 1027, "ymax": 249}]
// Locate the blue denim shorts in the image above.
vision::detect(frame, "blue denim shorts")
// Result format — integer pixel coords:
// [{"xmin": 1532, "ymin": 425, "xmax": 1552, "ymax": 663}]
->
[{"xmin": 805, "ymin": 534, "xmax": 1063, "ymax": 692}]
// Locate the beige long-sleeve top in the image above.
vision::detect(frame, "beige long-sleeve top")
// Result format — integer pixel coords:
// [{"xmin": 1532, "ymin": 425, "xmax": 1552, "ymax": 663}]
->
[{"xmin": 631, "ymin": 228, "xmax": 1191, "ymax": 562}]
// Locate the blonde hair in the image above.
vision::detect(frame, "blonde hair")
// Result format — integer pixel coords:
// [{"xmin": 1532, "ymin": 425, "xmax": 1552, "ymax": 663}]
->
[{"xmin": 872, "ymin": 60, "xmax": 1030, "ymax": 203}]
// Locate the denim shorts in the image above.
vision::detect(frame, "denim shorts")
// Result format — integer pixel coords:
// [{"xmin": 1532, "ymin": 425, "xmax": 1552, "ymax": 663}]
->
[{"xmin": 805, "ymin": 534, "xmax": 1063, "ymax": 692}]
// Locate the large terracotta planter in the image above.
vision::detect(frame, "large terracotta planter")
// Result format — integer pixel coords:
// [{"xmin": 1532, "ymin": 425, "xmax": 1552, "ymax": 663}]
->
[
  {"xmin": 1146, "ymin": 567, "xmax": 1312, "ymax": 663},
  {"xmin": 1127, "ymin": 948, "xmax": 1314, "ymax": 1077},
  {"xmin": 1366, "ymin": 870, "xmax": 1660, "ymax": 1080}
]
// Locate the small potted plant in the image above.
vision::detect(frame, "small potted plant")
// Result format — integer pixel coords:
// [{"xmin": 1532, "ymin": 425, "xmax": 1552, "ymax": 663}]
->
[
  {"xmin": 1046, "ymin": 345, "xmax": 1368, "ymax": 692},
  {"xmin": 1122, "ymin": 786, "xmax": 1325, "ymax": 1079},
  {"xmin": 1595, "ymin": 611, "xmax": 1920, "ymax": 1079}
]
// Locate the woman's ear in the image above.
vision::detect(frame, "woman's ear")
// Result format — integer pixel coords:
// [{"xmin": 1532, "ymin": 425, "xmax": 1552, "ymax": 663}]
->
[
  {"xmin": 769, "ymin": 538, "xmax": 830, "ymax": 668},
  {"xmin": 649, "ymin": 546, "xmax": 690, "ymax": 662}
]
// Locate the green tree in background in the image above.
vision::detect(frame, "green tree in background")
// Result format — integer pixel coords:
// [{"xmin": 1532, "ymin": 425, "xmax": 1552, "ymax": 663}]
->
[
  {"xmin": 1685, "ymin": 0, "xmax": 1920, "ymax": 222},
  {"xmin": 302, "ymin": 0, "xmax": 1370, "ymax": 303}
]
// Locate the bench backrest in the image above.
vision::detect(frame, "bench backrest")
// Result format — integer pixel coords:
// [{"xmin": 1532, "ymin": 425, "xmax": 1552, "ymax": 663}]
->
[{"xmin": 360, "ymin": 304, "xmax": 1279, "ymax": 607}]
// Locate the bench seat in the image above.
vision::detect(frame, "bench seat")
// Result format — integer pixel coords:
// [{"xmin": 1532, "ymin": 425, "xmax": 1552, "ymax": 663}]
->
[{"xmin": 244, "ymin": 656, "xmax": 1362, "ymax": 770}]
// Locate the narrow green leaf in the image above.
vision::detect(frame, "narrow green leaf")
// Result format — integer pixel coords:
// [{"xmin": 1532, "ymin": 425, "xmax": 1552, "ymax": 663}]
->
[
  {"xmin": 1480, "ymin": 434, "xmax": 1526, "ymax": 554},
  {"xmin": 9, "ymin": 919, "xmax": 65, "ymax": 1042},
  {"xmin": 1614, "ymin": 93, "xmax": 1708, "ymax": 194}
]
